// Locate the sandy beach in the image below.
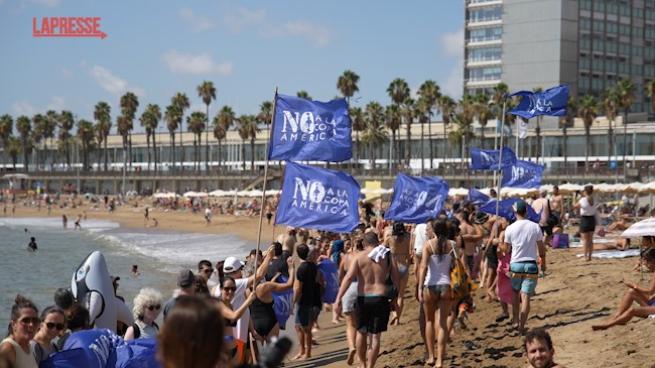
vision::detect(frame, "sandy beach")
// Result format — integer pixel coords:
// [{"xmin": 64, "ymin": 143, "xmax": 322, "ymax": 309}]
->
[{"xmin": 7, "ymin": 202, "xmax": 655, "ymax": 367}]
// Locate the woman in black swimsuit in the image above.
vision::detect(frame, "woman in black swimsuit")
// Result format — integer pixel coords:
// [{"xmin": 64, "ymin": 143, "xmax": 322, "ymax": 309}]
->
[
  {"xmin": 250, "ymin": 257, "xmax": 296, "ymax": 342},
  {"xmin": 215, "ymin": 277, "xmax": 256, "ymax": 360}
]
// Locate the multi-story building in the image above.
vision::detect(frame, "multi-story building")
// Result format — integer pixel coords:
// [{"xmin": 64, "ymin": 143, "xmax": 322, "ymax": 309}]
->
[{"xmin": 464, "ymin": 0, "xmax": 655, "ymax": 117}]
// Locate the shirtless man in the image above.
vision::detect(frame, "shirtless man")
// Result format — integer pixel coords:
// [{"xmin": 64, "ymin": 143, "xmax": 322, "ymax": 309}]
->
[
  {"xmin": 550, "ymin": 186, "xmax": 564, "ymax": 221},
  {"xmin": 532, "ymin": 190, "xmax": 553, "ymax": 247},
  {"xmin": 336, "ymin": 231, "xmax": 400, "ymax": 368},
  {"xmin": 387, "ymin": 222, "xmax": 411, "ymax": 325},
  {"xmin": 457, "ymin": 210, "xmax": 483, "ymax": 279},
  {"xmin": 277, "ymin": 227, "xmax": 298, "ymax": 256},
  {"xmin": 524, "ymin": 329, "xmax": 566, "ymax": 368}
]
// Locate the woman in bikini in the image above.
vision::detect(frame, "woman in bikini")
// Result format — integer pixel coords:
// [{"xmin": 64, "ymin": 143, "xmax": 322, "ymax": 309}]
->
[
  {"xmin": 388, "ymin": 222, "xmax": 411, "ymax": 326},
  {"xmin": 418, "ymin": 218, "xmax": 455, "ymax": 368}
]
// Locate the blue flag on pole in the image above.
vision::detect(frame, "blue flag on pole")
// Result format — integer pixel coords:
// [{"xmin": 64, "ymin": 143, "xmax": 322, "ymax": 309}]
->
[
  {"xmin": 470, "ymin": 147, "xmax": 517, "ymax": 170},
  {"xmin": 275, "ymin": 161, "xmax": 360, "ymax": 233},
  {"xmin": 272, "ymin": 276, "xmax": 293, "ymax": 329},
  {"xmin": 318, "ymin": 260, "xmax": 339, "ymax": 304},
  {"xmin": 501, "ymin": 160, "xmax": 544, "ymax": 188},
  {"xmin": 468, "ymin": 188, "xmax": 490, "ymax": 206},
  {"xmin": 479, "ymin": 198, "xmax": 540, "ymax": 223},
  {"xmin": 268, "ymin": 94, "xmax": 352, "ymax": 162},
  {"xmin": 384, "ymin": 173, "xmax": 449, "ymax": 224},
  {"xmin": 508, "ymin": 85, "xmax": 569, "ymax": 119}
]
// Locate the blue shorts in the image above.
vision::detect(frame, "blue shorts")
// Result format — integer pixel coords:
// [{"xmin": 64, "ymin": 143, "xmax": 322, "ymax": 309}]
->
[
  {"xmin": 510, "ymin": 261, "xmax": 538, "ymax": 295},
  {"xmin": 295, "ymin": 305, "xmax": 320, "ymax": 327}
]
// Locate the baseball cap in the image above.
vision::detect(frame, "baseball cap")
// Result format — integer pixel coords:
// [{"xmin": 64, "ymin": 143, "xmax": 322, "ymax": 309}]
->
[
  {"xmin": 513, "ymin": 200, "xmax": 527, "ymax": 214},
  {"xmin": 177, "ymin": 269, "xmax": 195, "ymax": 288},
  {"xmin": 223, "ymin": 257, "xmax": 245, "ymax": 273}
]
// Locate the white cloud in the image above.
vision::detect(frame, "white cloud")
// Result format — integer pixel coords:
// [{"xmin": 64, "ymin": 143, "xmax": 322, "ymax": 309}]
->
[
  {"xmin": 46, "ymin": 96, "xmax": 66, "ymax": 111},
  {"xmin": 27, "ymin": 0, "xmax": 60, "ymax": 7},
  {"xmin": 224, "ymin": 7, "xmax": 266, "ymax": 33},
  {"xmin": 12, "ymin": 101, "xmax": 36, "ymax": 116},
  {"xmin": 179, "ymin": 8, "xmax": 216, "ymax": 32},
  {"xmin": 278, "ymin": 21, "xmax": 331, "ymax": 47},
  {"xmin": 441, "ymin": 63, "xmax": 463, "ymax": 100},
  {"xmin": 163, "ymin": 50, "xmax": 233, "ymax": 75},
  {"xmin": 440, "ymin": 29, "xmax": 464, "ymax": 57},
  {"xmin": 89, "ymin": 65, "xmax": 144, "ymax": 97}
]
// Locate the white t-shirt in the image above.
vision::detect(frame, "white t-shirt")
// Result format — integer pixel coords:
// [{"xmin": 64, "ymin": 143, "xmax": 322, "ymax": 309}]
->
[
  {"xmin": 578, "ymin": 197, "xmax": 597, "ymax": 216},
  {"xmin": 413, "ymin": 223, "xmax": 428, "ymax": 255},
  {"xmin": 504, "ymin": 219, "xmax": 542, "ymax": 263},
  {"xmin": 213, "ymin": 277, "xmax": 249, "ymax": 342}
]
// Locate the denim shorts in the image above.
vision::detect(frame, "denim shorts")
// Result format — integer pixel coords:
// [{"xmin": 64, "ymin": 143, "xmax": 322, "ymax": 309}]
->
[{"xmin": 510, "ymin": 261, "xmax": 538, "ymax": 295}]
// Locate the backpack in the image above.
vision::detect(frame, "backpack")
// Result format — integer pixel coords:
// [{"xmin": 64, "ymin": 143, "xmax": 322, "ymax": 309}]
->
[{"xmin": 132, "ymin": 321, "xmax": 159, "ymax": 339}]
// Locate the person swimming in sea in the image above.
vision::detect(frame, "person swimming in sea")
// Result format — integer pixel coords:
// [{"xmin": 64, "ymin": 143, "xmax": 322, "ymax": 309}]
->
[
  {"xmin": 27, "ymin": 237, "xmax": 38, "ymax": 252},
  {"xmin": 74, "ymin": 214, "xmax": 82, "ymax": 230}
]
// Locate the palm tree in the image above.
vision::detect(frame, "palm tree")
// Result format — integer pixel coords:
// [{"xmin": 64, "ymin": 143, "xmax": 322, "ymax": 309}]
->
[
  {"xmin": 363, "ymin": 101, "xmax": 387, "ymax": 169},
  {"xmin": 615, "ymin": 79, "xmax": 635, "ymax": 167},
  {"xmin": 31, "ymin": 114, "xmax": 45, "ymax": 170},
  {"xmin": 296, "ymin": 91, "xmax": 312, "ymax": 100},
  {"xmin": 197, "ymin": 81, "xmax": 216, "ymax": 171},
  {"xmin": 6, "ymin": 136, "xmax": 21, "ymax": 170},
  {"xmin": 577, "ymin": 95, "xmax": 598, "ymax": 171},
  {"xmin": 140, "ymin": 104, "xmax": 161, "ymax": 172},
  {"xmin": 119, "ymin": 92, "xmax": 139, "ymax": 168},
  {"xmin": 417, "ymin": 80, "xmax": 440, "ymax": 168},
  {"xmin": 216, "ymin": 106, "xmax": 235, "ymax": 170},
  {"xmin": 350, "ymin": 107, "xmax": 365, "ymax": 166},
  {"xmin": 473, "ymin": 93, "xmax": 493, "ymax": 149},
  {"xmin": 402, "ymin": 97, "xmax": 415, "ymax": 166},
  {"xmin": 76, "ymin": 119, "xmax": 95, "ymax": 171},
  {"xmin": 236, "ymin": 115, "xmax": 259, "ymax": 172},
  {"xmin": 257, "ymin": 101, "xmax": 273, "ymax": 126},
  {"xmin": 58, "ymin": 110, "xmax": 75, "ymax": 168},
  {"xmin": 187, "ymin": 111, "xmax": 207, "ymax": 171},
  {"xmin": 647, "ymin": 80, "xmax": 655, "ymax": 118},
  {"xmin": 0, "ymin": 115, "xmax": 12, "ymax": 163},
  {"xmin": 337, "ymin": 70, "xmax": 360, "ymax": 103},
  {"xmin": 438, "ymin": 95, "xmax": 456, "ymax": 161},
  {"xmin": 164, "ymin": 105, "xmax": 181, "ymax": 171},
  {"xmin": 93, "ymin": 102, "xmax": 111, "ymax": 171},
  {"xmin": 559, "ymin": 95, "xmax": 577, "ymax": 167},
  {"xmin": 448, "ymin": 112, "xmax": 475, "ymax": 169},
  {"xmin": 16, "ymin": 116, "xmax": 31, "ymax": 172},
  {"xmin": 387, "ymin": 78, "xmax": 410, "ymax": 164},
  {"xmin": 171, "ymin": 92, "xmax": 190, "ymax": 170},
  {"xmin": 116, "ymin": 116, "xmax": 130, "ymax": 171},
  {"xmin": 415, "ymin": 97, "xmax": 431, "ymax": 172},
  {"xmin": 385, "ymin": 104, "xmax": 402, "ymax": 169},
  {"xmin": 601, "ymin": 88, "xmax": 618, "ymax": 165},
  {"xmin": 43, "ymin": 110, "xmax": 58, "ymax": 169}
]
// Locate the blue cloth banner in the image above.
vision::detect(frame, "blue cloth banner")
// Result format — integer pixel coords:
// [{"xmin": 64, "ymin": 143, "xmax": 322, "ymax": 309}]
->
[
  {"xmin": 318, "ymin": 260, "xmax": 339, "ymax": 304},
  {"xmin": 275, "ymin": 161, "xmax": 360, "ymax": 233},
  {"xmin": 479, "ymin": 198, "xmax": 540, "ymax": 223},
  {"xmin": 384, "ymin": 173, "xmax": 449, "ymax": 224},
  {"xmin": 508, "ymin": 85, "xmax": 569, "ymax": 119},
  {"xmin": 268, "ymin": 94, "xmax": 352, "ymax": 162},
  {"xmin": 470, "ymin": 147, "xmax": 517, "ymax": 170},
  {"xmin": 272, "ymin": 276, "xmax": 293, "ymax": 330},
  {"xmin": 468, "ymin": 188, "xmax": 490, "ymax": 206},
  {"xmin": 501, "ymin": 160, "xmax": 544, "ymax": 188}
]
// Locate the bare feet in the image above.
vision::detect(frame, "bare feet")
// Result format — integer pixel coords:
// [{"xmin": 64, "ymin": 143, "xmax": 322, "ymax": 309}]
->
[
  {"xmin": 347, "ymin": 349, "xmax": 357, "ymax": 365},
  {"xmin": 291, "ymin": 352, "xmax": 306, "ymax": 361}
]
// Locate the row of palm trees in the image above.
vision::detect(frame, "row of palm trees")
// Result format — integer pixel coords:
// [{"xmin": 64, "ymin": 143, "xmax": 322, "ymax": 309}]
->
[{"xmin": 1, "ymin": 74, "xmax": 654, "ymax": 173}]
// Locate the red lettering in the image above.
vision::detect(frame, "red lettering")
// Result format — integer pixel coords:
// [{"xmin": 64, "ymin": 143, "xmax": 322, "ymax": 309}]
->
[
  {"xmin": 32, "ymin": 17, "xmax": 39, "ymax": 35},
  {"xmin": 50, "ymin": 17, "xmax": 59, "ymax": 33},
  {"xmin": 41, "ymin": 17, "xmax": 50, "ymax": 34},
  {"xmin": 92, "ymin": 17, "xmax": 100, "ymax": 34},
  {"xmin": 61, "ymin": 17, "xmax": 68, "ymax": 34},
  {"xmin": 81, "ymin": 17, "xmax": 92, "ymax": 33}
]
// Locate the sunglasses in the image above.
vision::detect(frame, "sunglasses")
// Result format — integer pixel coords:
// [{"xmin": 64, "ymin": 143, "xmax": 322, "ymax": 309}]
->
[
  {"xmin": 19, "ymin": 317, "xmax": 40, "ymax": 326},
  {"xmin": 147, "ymin": 305, "xmax": 161, "ymax": 311},
  {"xmin": 46, "ymin": 322, "xmax": 65, "ymax": 330},
  {"xmin": 222, "ymin": 286, "xmax": 236, "ymax": 292},
  {"xmin": 202, "ymin": 268, "xmax": 214, "ymax": 274}
]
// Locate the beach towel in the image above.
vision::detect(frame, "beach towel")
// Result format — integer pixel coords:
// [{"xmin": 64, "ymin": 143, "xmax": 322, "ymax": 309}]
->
[
  {"xmin": 575, "ymin": 249, "xmax": 640, "ymax": 259},
  {"xmin": 496, "ymin": 252, "xmax": 513, "ymax": 305},
  {"xmin": 272, "ymin": 276, "xmax": 293, "ymax": 330},
  {"xmin": 318, "ymin": 260, "xmax": 339, "ymax": 304},
  {"xmin": 368, "ymin": 244, "xmax": 390, "ymax": 263}
]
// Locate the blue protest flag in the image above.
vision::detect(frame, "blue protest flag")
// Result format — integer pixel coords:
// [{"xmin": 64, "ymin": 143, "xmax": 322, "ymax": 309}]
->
[
  {"xmin": 501, "ymin": 160, "xmax": 544, "ymax": 188},
  {"xmin": 272, "ymin": 276, "xmax": 293, "ymax": 329},
  {"xmin": 384, "ymin": 173, "xmax": 449, "ymax": 224},
  {"xmin": 318, "ymin": 260, "xmax": 339, "ymax": 304},
  {"xmin": 468, "ymin": 188, "xmax": 490, "ymax": 206},
  {"xmin": 479, "ymin": 198, "xmax": 540, "ymax": 223},
  {"xmin": 470, "ymin": 147, "xmax": 517, "ymax": 170},
  {"xmin": 275, "ymin": 161, "xmax": 360, "ymax": 233},
  {"xmin": 268, "ymin": 94, "xmax": 352, "ymax": 162},
  {"xmin": 508, "ymin": 85, "xmax": 569, "ymax": 119}
]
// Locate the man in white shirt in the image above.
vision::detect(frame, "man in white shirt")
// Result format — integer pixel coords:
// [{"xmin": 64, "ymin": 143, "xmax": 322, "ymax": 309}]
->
[{"xmin": 503, "ymin": 200, "xmax": 546, "ymax": 335}]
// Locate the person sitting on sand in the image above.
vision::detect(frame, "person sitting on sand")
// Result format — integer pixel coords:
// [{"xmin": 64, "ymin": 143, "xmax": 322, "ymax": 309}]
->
[
  {"xmin": 592, "ymin": 248, "xmax": 655, "ymax": 331},
  {"xmin": 524, "ymin": 328, "xmax": 566, "ymax": 368}
]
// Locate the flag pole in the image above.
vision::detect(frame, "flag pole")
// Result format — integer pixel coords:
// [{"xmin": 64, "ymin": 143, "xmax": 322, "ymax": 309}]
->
[
  {"xmin": 496, "ymin": 98, "xmax": 506, "ymax": 216},
  {"xmin": 254, "ymin": 87, "xmax": 278, "ymax": 280}
]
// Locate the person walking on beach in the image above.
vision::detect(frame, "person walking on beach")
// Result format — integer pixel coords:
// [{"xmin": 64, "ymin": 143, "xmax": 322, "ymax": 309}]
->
[
  {"xmin": 204, "ymin": 207, "xmax": 212, "ymax": 225},
  {"xmin": 336, "ymin": 231, "xmax": 400, "ymax": 368},
  {"xmin": 573, "ymin": 185, "xmax": 601, "ymax": 261},
  {"xmin": 524, "ymin": 329, "xmax": 566, "ymax": 368},
  {"xmin": 502, "ymin": 201, "xmax": 546, "ymax": 335},
  {"xmin": 144, "ymin": 207, "xmax": 149, "ymax": 227},
  {"xmin": 27, "ymin": 237, "xmax": 37, "ymax": 252},
  {"xmin": 291, "ymin": 244, "xmax": 324, "ymax": 361},
  {"xmin": 532, "ymin": 190, "xmax": 553, "ymax": 248},
  {"xmin": 388, "ymin": 222, "xmax": 411, "ymax": 326}
]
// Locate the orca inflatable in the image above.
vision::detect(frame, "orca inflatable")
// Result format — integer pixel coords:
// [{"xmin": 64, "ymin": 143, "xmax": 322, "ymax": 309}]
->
[{"xmin": 71, "ymin": 251, "xmax": 133, "ymax": 331}]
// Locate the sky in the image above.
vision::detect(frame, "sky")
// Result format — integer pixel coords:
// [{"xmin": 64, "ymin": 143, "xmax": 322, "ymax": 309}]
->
[{"xmin": 0, "ymin": 0, "xmax": 464, "ymax": 133}]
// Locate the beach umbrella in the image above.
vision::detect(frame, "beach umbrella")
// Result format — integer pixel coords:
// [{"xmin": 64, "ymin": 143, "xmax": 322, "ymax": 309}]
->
[
  {"xmin": 209, "ymin": 190, "xmax": 227, "ymax": 197},
  {"xmin": 265, "ymin": 189, "xmax": 281, "ymax": 197},
  {"xmin": 3, "ymin": 173, "xmax": 29, "ymax": 179},
  {"xmin": 626, "ymin": 182, "xmax": 644, "ymax": 194},
  {"xmin": 448, "ymin": 188, "xmax": 469, "ymax": 198},
  {"xmin": 641, "ymin": 182, "xmax": 655, "ymax": 194},
  {"xmin": 558, "ymin": 183, "xmax": 583, "ymax": 194},
  {"xmin": 621, "ymin": 217, "xmax": 655, "ymax": 238}
]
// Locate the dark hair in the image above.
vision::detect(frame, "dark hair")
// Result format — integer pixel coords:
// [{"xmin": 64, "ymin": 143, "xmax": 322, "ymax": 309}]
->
[
  {"xmin": 447, "ymin": 218, "xmax": 461, "ymax": 241},
  {"xmin": 584, "ymin": 185, "xmax": 594, "ymax": 205},
  {"xmin": 272, "ymin": 242, "xmax": 283, "ymax": 257},
  {"xmin": 524, "ymin": 328, "xmax": 553, "ymax": 352},
  {"xmin": 66, "ymin": 304, "xmax": 89, "ymax": 331},
  {"xmin": 642, "ymin": 248, "xmax": 655, "ymax": 263},
  {"xmin": 54, "ymin": 288, "xmax": 74, "ymax": 310},
  {"xmin": 197, "ymin": 260, "xmax": 212, "ymax": 270},
  {"xmin": 363, "ymin": 232, "xmax": 379, "ymax": 247},
  {"xmin": 460, "ymin": 210, "xmax": 471, "ymax": 224},
  {"xmin": 221, "ymin": 276, "xmax": 236, "ymax": 289},
  {"xmin": 8, "ymin": 295, "xmax": 38, "ymax": 337},
  {"xmin": 554, "ymin": 185, "xmax": 559, "ymax": 192},
  {"xmin": 40, "ymin": 306, "xmax": 65, "ymax": 323},
  {"xmin": 297, "ymin": 243, "xmax": 310, "ymax": 260},
  {"xmin": 158, "ymin": 296, "xmax": 224, "ymax": 368},
  {"xmin": 215, "ymin": 261, "xmax": 225, "ymax": 286},
  {"xmin": 489, "ymin": 188, "xmax": 497, "ymax": 197},
  {"xmin": 392, "ymin": 222, "xmax": 407, "ymax": 237},
  {"xmin": 432, "ymin": 218, "xmax": 450, "ymax": 260}
]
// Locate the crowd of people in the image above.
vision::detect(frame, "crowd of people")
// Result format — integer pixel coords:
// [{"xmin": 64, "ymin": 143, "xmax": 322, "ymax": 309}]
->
[{"xmin": 2, "ymin": 184, "xmax": 655, "ymax": 368}]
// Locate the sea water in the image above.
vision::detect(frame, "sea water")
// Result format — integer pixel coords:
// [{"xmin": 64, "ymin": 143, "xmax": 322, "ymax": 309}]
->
[{"xmin": 0, "ymin": 217, "xmax": 252, "ymax": 330}]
